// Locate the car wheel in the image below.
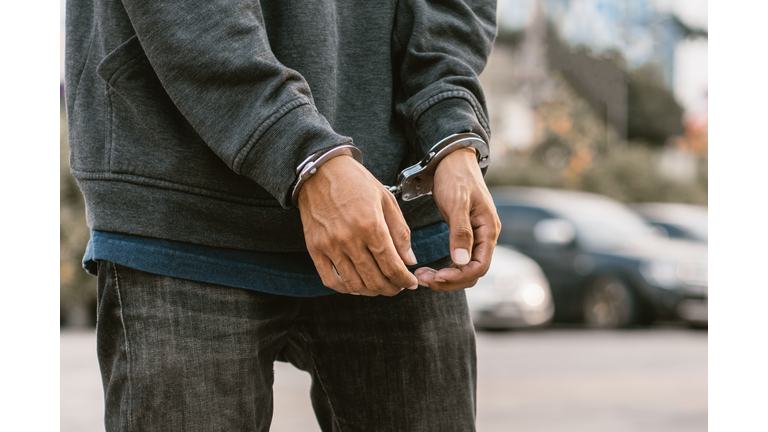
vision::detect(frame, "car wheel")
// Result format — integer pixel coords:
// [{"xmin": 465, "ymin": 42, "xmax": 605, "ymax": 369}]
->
[{"xmin": 582, "ymin": 276, "xmax": 636, "ymax": 328}]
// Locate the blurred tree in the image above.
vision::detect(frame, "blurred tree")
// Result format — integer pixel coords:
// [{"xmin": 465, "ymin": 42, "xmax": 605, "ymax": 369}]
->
[
  {"xmin": 60, "ymin": 97, "xmax": 97, "ymax": 327},
  {"xmin": 579, "ymin": 143, "xmax": 707, "ymax": 205},
  {"xmin": 487, "ymin": 142, "xmax": 707, "ymax": 206},
  {"xmin": 627, "ymin": 63, "xmax": 685, "ymax": 144},
  {"xmin": 483, "ymin": 22, "xmax": 704, "ymax": 206}
]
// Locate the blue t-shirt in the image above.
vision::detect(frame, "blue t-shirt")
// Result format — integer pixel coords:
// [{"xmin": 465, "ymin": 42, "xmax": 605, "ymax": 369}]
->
[{"xmin": 83, "ymin": 223, "xmax": 450, "ymax": 297}]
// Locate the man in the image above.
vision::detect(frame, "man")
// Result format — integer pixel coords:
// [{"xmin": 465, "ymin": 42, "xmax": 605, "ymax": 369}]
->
[{"xmin": 66, "ymin": 0, "xmax": 500, "ymax": 430}]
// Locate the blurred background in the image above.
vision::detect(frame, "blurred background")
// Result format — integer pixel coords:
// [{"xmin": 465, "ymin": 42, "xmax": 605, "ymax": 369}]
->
[{"xmin": 61, "ymin": 0, "xmax": 707, "ymax": 430}]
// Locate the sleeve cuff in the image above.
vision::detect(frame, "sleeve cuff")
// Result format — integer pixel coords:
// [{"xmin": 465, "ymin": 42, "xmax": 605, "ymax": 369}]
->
[
  {"xmin": 238, "ymin": 102, "xmax": 352, "ymax": 208},
  {"xmin": 412, "ymin": 96, "xmax": 490, "ymax": 157}
]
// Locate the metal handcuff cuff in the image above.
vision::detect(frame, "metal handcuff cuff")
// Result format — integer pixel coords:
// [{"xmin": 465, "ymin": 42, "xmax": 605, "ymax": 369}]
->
[
  {"xmin": 385, "ymin": 132, "xmax": 490, "ymax": 201},
  {"xmin": 291, "ymin": 144, "xmax": 363, "ymax": 207},
  {"xmin": 290, "ymin": 132, "xmax": 489, "ymax": 206}
]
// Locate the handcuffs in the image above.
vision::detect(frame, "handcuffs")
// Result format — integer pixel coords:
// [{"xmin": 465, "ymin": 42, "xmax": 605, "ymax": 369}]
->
[
  {"xmin": 384, "ymin": 132, "xmax": 489, "ymax": 201},
  {"xmin": 291, "ymin": 132, "xmax": 489, "ymax": 206}
]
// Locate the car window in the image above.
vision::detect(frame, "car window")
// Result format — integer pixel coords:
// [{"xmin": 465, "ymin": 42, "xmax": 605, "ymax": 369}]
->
[
  {"xmin": 496, "ymin": 205, "xmax": 551, "ymax": 247},
  {"xmin": 558, "ymin": 200, "xmax": 652, "ymax": 249}
]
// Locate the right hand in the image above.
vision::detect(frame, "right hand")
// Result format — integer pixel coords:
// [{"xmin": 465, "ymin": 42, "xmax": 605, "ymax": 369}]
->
[{"xmin": 298, "ymin": 154, "xmax": 418, "ymax": 296}]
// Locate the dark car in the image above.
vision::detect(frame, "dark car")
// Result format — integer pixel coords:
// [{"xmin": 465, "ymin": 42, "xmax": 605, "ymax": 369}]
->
[
  {"xmin": 630, "ymin": 203, "xmax": 708, "ymax": 244},
  {"xmin": 490, "ymin": 187, "xmax": 708, "ymax": 328}
]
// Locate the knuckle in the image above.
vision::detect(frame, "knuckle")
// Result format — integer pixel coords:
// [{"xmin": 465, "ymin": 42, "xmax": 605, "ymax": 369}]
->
[
  {"xmin": 394, "ymin": 235, "xmax": 410, "ymax": 249},
  {"xmin": 316, "ymin": 237, "xmax": 334, "ymax": 252},
  {"xmin": 367, "ymin": 241, "xmax": 389, "ymax": 257},
  {"xmin": 321, "ymin": 276, "xmax": 342, "ymax": 291},
  {"xmin": 334, "ymin": 285, "xmax": 351, "ymax": 294},
  {"xmin": 319, "ymin": 276, "xmax": 333, "ymax": 288},
  {"xmin": 351, "ymin": 214, "xmax": 379, "ymax": 233},
  {"xmin": 382, "ymin": 189, "xmax": 399, "ymax": 206},
  {"xmin": 453, "ymin": 225, "xmax": 474, "ymax": 240},
  {"xmin": 334, "ymin": 230, "xmax": 354, "ymax": 245},
  {"xmin": 347, "ymin": 282, "xmax": 366, "ymax": 293},
  {"xmin": 396, "ymin": 226, "xmax": 411, "ymax": 243},
  {"xmin": 477, "ymin": 264, "xmax": 491, "ymax": 278},
  {"xmin": 367, "ymin": 281, "xmax": 389, "ymax": 294},
  {"xmin": 379, "ymin": 262, "xmax": 400, "ymax": 280}
]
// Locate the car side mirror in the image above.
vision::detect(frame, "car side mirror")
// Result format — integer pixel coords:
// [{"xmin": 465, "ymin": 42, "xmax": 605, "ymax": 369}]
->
[{"xmin": 533, "ymin": 218, "xmax": 576, "ymax": 247}]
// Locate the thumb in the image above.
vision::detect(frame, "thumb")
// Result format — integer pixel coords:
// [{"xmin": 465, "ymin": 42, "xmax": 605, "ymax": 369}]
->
[
  {"xmin": 382, "ymin": 194, "xmax": 417, "ymax": 266},
  {"xmin": 448, "ymin": 201, "xmax": 473, "ymax": 266}
]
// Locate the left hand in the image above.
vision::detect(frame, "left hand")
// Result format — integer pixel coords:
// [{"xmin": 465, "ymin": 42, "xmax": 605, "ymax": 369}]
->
[{"xmin": 414, "ymin": 147, "xmax": 501, "ymax": 291}]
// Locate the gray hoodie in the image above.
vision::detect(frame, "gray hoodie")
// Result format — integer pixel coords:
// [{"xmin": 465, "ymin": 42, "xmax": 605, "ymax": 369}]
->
[{"xmin": 65, "ymin": 0, "xmax": 496, "ymax": 252}]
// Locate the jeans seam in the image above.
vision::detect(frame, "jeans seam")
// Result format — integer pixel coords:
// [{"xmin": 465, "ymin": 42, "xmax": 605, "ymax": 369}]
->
[
  {"xmin": 296, "ymin": 329, "xmax": 343, "ymax": 432},
  {"xmin": 112, "ymin": 262, "xmax": 132, "ymax": 430}
]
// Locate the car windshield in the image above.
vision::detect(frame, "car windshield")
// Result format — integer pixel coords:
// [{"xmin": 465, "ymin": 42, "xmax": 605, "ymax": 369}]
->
[
  {"xmin": 670, "ymin": 211, "xmax": 708, "ymax": 243},
  {"xmin": 556, "ymin": 199, "xmax": 654, "ymax": 249}
]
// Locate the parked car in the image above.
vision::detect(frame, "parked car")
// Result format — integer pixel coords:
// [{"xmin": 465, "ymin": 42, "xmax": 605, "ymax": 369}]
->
[
  {"xmin": 630, "ymin": 203, "xmax": 708, "ymax": 244},
  {"xmin": 466, "ymin": 245, "xmax": 554, "ymax": 330},
  {"xmin": 490, "ymin": 187, "xmax": 708, "ymax": 328}
]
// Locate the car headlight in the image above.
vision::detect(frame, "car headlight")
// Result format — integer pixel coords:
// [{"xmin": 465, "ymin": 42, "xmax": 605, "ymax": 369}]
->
[
  {"xmin": 522, "ymin": 284, "xmax": 546, "ymax": 307},
  {"xmin": 492, "ymin": 272, "xmax": 550, "ymax": 311},
  {"xmin": 639, "ymin": 260, "xmax": 708, "ymax": 289}
]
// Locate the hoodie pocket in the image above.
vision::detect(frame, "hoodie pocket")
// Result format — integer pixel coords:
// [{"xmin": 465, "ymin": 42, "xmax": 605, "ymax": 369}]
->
[
  {"xmin": 95, "ymin": 36, "xmax": 272, "ymax": 201},
  {"xmin": 96, "ymin": 35, "xmax": 145, "ymax": 85}
]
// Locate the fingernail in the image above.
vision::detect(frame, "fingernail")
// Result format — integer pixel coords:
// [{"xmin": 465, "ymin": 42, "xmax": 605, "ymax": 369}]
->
[
  {"xmin": 452, "ymin": 248, "xmax": 470, "ymax": 266},
  {"xmin": 434, "ymin": 277, "xmax": 447, "ymax": 283},
  {"xmin": 406, "ymin": 248, "xmax": 417, "ymax": 265},
  {"xmin": 350, "ymin": 293, "xmax": 361, "ymax": 296},
  {"xmin": 407, "ymin": 283, "xmax": 418, "ymax": 290}
]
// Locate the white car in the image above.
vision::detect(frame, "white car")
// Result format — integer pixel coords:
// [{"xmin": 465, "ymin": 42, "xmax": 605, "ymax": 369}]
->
[{"xmin": 465, "ymin": 246, "xmax": 554, "ymax": 330}]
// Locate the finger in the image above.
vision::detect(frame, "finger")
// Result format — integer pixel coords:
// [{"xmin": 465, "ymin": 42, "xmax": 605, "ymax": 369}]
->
[
  {"xmin": 434, "ymin": 260, "xmax": 484, "ymax": 283},
  {"xmin": 413, "ymin": 266, "xmax": 434, "ymax": 280},
  {"xmin": 414, "ymin": 266, "xmax": 437, "ymax": 286},
  {"xmin": 447, "ymin": 196, "xmax": 474, "ymax": 266},
  {"xmin": 435, "ymin": 221, "xmax": 496, "ymax": 283},
  {"xmin": 366, "ymin": 225, "xmax": 419, "ymax": 290},
  {"xmin": 333, "ymin": 255, "xmax": 378, "ymax": 296},
  {"xmin": 381, "ymin": 193, "xmax": 417, "ymax": 266},
  {"xmin": 415, "ymin": 265, "xmax": 480, "ymax": 292},
  {"xmin": 353, "ymin": 249, "xmax": 408, "ymax": 296},
  {"xmin": 309, "ymin": 251, "xmax": 351, "ymax": 294}
]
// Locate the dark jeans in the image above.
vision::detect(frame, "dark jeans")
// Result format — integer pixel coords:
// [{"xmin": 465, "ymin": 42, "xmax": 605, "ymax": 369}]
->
[{"xmin": 96, "ymin": 261, "xmax": 477, "ymax": 431}]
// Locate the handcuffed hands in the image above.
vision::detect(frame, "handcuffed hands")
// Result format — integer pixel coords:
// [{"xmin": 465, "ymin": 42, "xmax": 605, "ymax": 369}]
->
[
  {"xmin": 298, "ymin": 155, "xmax": 419, "ymax": 296},
  {"xmin": 298, "ymin": 147, "xmax": 500, "ymax": 296},
  {"xmin": 413, "ymin": 147, "xmax": 501, "ymax": 291}
]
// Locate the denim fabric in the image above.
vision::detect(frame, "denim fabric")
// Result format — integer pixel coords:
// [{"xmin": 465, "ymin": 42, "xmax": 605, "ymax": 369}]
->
[{"xmin": 97, "ymin": 261, "xmax": 477, "ymax": 431}]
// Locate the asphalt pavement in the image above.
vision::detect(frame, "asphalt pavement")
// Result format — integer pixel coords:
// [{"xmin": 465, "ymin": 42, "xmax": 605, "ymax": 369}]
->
[{"xmin": 61, "ymin": 325, "xmax": 707, "ymax": 431}]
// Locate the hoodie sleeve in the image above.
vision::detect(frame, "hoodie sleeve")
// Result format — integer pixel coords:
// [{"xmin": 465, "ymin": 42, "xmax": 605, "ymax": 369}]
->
[
  {"xmin": 392, "ymin": 0, "xmax": 496, "ymax": 160},
  {"xmin": 117, "ymin": 0, "xmax": 352, "ymax": 208}
]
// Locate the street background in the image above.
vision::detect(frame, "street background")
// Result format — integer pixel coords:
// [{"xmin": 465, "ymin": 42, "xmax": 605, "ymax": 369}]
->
[{"xmin": 60, "ymin": 0, "xmax": 712, "ymax": 430}]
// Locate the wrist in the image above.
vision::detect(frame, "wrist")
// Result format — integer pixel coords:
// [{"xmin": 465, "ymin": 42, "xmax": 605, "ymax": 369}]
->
[
  {"xmin": 291, "ymin": 144, "xmax": 363, "ymax": 207},
  {"xmin": 435, "ymin": 147, "xmax": 480, "ymax": 179}
]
